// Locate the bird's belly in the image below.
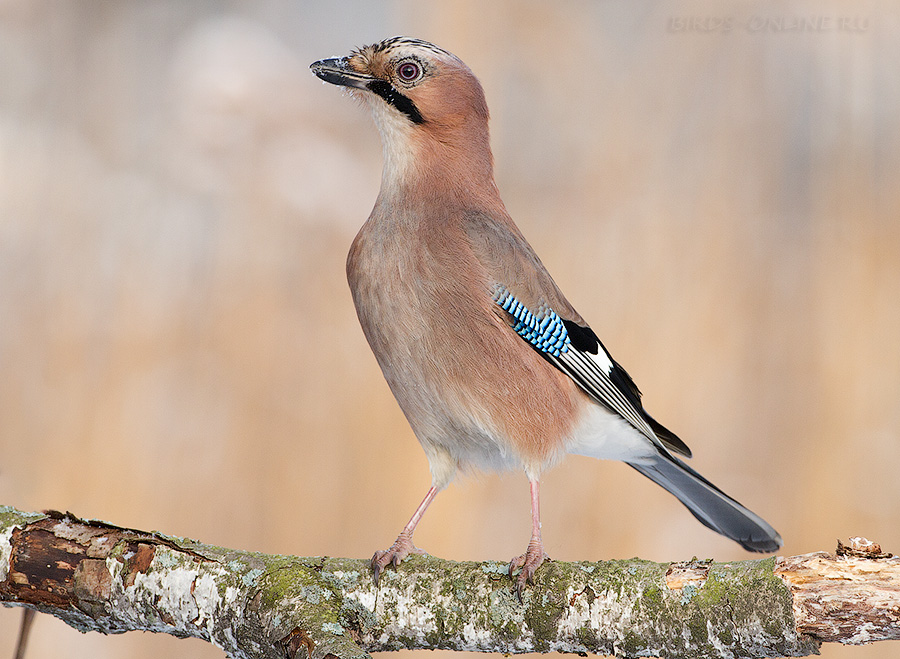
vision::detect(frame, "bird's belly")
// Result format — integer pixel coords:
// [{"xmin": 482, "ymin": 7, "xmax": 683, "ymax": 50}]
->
[
  {"xmin": 348, "ymin": 231, "xmax": 580, "ymax": 481},
  {"xmin": 371, "ymin": 320, "xmax": 524, "ymax": 471},
  {"xmin": 349, "ymin": 261, "xmax": 511, "ymax": 461}
]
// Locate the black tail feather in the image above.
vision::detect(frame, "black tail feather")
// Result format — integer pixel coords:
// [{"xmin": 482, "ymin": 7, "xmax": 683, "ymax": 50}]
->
[{"xmin": 628, "ymin": 453, "xmax": 782, "ymax": 553}]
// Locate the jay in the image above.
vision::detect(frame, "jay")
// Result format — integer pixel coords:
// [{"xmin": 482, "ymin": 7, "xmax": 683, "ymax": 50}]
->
[{"xmin": 311, "ymin": 37, "xmax": 781, "ymax": 594}]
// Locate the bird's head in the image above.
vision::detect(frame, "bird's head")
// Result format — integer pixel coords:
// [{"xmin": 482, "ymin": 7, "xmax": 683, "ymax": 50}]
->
[{"xmin": 311, "ymin": 37, "xmax": 493, "ymax": 192}]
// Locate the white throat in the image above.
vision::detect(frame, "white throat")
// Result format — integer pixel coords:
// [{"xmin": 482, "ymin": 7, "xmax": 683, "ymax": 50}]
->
[{"xmin": 364, "ymin": 95, "xmax": 421, "ymax": 193}]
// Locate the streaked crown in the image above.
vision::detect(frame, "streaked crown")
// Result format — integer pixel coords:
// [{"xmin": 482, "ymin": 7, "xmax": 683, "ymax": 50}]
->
[{"xmin": 311, "ymin": 36, "xmax": 488, "ymax": 129}]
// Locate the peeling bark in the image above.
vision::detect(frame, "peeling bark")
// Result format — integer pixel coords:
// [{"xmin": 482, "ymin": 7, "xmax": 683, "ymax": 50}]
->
[
  {"xmin": 1, "ymin": 506, "xmax": 897, "ymax": 658},
  {"xmin": 775, "ymin": 538, "xmax": 900, "ymax": 644}
]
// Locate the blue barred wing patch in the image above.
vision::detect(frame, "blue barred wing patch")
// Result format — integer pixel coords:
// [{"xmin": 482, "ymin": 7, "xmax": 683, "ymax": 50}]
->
[{"xmin": 492, "ymin": 285, "xmax": 570, "ymax": 357}]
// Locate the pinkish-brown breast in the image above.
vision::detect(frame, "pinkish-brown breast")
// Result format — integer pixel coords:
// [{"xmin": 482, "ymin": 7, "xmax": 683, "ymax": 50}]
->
[{"xmin": 347, "ymin": 199, "xmax": 583, "ymax": 477}]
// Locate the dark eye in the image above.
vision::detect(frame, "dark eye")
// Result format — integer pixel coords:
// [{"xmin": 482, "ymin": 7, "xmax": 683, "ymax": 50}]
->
[{"xmin": 396, "ymin": 61, "xmax": 422, "ymax": 82}]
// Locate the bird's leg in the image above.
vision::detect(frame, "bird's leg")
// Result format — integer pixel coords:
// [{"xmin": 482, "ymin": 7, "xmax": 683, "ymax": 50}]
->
[
  {"xmin": 372, "ymin": 485, "xmax": 438, "ymax": 583},
  {"xmin": 509, "ymin": 478, "xmax": 550, "ymax": 598}
]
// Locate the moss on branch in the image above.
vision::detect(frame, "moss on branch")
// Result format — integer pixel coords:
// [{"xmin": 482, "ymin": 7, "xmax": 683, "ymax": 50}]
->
[{"xmin": 13, "ymin": 504, "xmax": 900, "ymax": 658}]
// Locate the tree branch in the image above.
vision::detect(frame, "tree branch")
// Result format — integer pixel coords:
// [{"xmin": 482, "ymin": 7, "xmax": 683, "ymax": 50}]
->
[{"xmin": 2, "ymin": 506, "xmax": 898, "ymax": 658}]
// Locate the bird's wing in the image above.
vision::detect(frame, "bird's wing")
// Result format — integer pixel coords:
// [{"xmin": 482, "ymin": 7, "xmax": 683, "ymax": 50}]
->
[{"xmin": 463, "ymin": 211, "xmax": 691, "ymax": 458}]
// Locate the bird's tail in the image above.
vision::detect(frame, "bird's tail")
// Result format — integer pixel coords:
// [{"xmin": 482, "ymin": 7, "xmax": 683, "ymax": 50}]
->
[{"xmin": 628, "ymin": 453, "xmax": 782, "ymax": 553}]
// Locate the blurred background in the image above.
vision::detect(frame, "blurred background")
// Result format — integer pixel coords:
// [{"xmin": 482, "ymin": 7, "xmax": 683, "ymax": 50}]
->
[{"xmin": 1, "ymin": 0, "xmax": 898, "ymax": 657}]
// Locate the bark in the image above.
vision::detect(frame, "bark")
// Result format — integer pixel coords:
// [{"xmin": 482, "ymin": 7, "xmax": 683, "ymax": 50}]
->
[{"xmin": 1, "ymin": 506, "xmax": 897, "ymax": 658}]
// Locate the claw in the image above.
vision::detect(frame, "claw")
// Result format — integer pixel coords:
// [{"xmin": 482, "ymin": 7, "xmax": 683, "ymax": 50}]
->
[
  {"xmin": 371, "ymin": 531, "xmax": 426, "ymax": 584},
  {"xmin": 509, "ymin": 540, "xmax": 549, "ymax": 599}
]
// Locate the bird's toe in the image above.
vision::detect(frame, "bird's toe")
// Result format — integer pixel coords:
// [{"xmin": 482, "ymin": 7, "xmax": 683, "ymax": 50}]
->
[
  {"xmin": 508, "ymin": 542, "xmax": 550, "ymax": 599},
  {"xmin": 371, "ymin": 532, "xmax": 426, "ymax": 584}
]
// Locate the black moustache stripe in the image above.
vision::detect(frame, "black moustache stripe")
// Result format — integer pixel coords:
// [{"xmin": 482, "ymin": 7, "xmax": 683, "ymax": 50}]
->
[{"xmin": 367, "ymin": 79, "xmax": 425, "ymax": 124}]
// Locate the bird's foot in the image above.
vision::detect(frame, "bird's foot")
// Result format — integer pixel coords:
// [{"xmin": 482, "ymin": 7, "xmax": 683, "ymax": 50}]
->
[
  {"xmin": 508, "ymin": 538, "xmax": 550, "ymax": 599},
  {"xmin": 371, "ymin": 531, "xmax": 426, "ymax": 584}
]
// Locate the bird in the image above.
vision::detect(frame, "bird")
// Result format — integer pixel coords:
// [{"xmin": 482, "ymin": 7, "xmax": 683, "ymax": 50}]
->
[{"xmin": 310, "ymin": 36, "xmax": 782, "ymax": 595}]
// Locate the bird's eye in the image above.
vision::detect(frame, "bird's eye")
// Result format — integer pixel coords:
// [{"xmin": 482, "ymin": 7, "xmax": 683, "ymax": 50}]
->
[{"xmin": 396, "ymin": 61, "xmax": 422, "ymax": 82}]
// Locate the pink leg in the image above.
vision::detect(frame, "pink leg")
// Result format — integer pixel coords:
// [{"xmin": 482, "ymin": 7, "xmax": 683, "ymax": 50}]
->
[
  {"xmin": 372, "ymin": 486, "xmax": 438, "ymax": 583},
  {"xmin": 508, "ymin": 478, "xmax": 549, "ymax": 597}
]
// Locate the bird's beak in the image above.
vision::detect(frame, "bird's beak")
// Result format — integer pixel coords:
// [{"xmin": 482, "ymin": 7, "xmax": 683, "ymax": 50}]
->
[{"xmin": 310, "ymin": 57, "xmax": 373, "ymax": 90}]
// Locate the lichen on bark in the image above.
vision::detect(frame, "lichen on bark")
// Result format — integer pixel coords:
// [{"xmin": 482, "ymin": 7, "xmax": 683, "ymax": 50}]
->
[{"xmin": 17, "ymin": 505, "xmax": 900, "ymax": 659}]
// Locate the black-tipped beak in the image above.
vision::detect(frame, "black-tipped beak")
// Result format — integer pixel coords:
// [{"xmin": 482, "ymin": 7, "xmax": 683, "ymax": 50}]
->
[
  {"xmin": 311, "ymin": 54, "xmax": 426, "ymax": 125},
  {"xmin": 310, "ymin": 57, "xmax": 373, "ymax": 90}
]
